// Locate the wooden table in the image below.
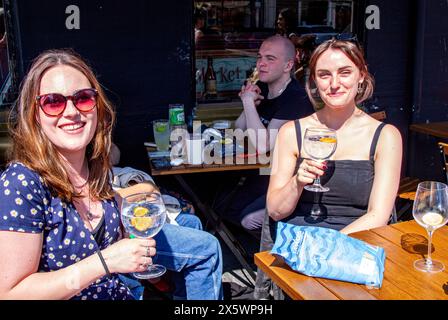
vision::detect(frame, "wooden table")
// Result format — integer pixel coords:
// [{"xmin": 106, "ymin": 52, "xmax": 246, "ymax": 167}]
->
[
  {"xmin": 148, "ymin": 148, "xmax": 269, "ymax": 281},
  {"xmin": 255, "ymin": 220, "xmax": 448, "ymax": 300},
  {"xmin": 409, "ymin": 122, "xmax": 448, "ymax": 139}
]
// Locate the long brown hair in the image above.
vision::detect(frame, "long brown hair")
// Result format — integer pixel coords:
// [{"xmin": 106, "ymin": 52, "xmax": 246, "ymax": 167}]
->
[
  {"xmin": 305, "ymin": 39, "xmax": 375, "ymax": 108},
  {"xmin": 8, "ymin": 49, "xmax": 115, "ymax": 202}
]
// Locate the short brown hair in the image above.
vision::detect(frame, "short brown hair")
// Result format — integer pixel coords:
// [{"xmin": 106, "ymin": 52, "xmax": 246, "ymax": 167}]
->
[
  {"xmin": 8, "ymin": 49, "xmax": 115, "ymax": 202},
  {"xmin": 262, "ymin": 35, "xmax": 296, "ymax": 63},
  {"xmin": 305, "ymin": 39, "xmax": 375, "ymax": 108}
]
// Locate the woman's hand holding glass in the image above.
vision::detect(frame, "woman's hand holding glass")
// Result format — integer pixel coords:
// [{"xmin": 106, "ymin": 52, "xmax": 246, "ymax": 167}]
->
[
  {"xmin": 302, "ymin": 127, "xmax": 337, "ymax": 192},
  {"xmin": 296, "ymin": 159, "xmax": 327, "ymax": 187},
  {"xmin": 120, "ymin": 192, "xmax": 167, "ymax": 279},
  {"xmin": 101, "ymin": 238, "xmax": 156, "ymax": 274}
]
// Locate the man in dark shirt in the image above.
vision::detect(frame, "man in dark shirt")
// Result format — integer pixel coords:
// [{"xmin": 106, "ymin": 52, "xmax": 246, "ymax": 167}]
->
[{"xmin": 221, "ymin": 35, "xmax": 314, "ymax": 238}]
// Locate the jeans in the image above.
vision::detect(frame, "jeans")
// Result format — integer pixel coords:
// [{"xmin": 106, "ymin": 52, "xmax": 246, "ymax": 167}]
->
[
  {"xmin": 121, "ymin": 213, "xmax": 223, "ymax": 300},
  {"xmin": 254, "ymin": 209, "xmax": 284, "ymax": 300}
]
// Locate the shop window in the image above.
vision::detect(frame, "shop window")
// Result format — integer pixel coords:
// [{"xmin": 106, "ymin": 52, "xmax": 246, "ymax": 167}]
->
[
  {"xmin": 0, "ymin": 1, "xmax": 8, "ymax": 100},
  {"xmin": 193, "ymin": 0, "xmax": 355, "ymax": 123}
]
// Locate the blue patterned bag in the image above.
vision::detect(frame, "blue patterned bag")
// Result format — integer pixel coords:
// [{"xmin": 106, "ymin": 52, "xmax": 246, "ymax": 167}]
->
[{"xmin": 271, "ymin": 222, "xmax": 386, "ymax": 288}]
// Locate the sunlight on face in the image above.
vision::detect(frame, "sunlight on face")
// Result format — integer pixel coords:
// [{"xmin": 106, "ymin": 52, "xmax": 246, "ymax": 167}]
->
[
  {"xmin": 38, "ymin": 65, "xmax": 98, "ymax": 158},
  {"xmin": 314, "ymin": 49, "xmax": 364, "ymax": 110},
  {"xmin": 256, "ymin": 40, "xmax": 290, "ymax": 83}
]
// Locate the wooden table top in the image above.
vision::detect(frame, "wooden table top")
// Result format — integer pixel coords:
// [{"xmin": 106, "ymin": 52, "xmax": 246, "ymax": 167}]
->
[
  {"xmin": 409, "ymin": 122, "xmax": 448, "ymax": 139},
  {"xmin": 147, "ymin": 148, "xmax": 269, "ymax": 176},
  {"xmin": 254, "ymin": 220, "xmax": 448, "ymax": 300}
]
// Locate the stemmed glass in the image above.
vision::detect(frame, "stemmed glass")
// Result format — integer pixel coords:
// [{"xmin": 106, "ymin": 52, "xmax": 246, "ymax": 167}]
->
[
  {"xmin": 303, "ymin": 127, "xmax": 337, "ymax": 192},
  {"xmin": 121, "ymin": 192, "xmax": 167, "ymax": 279},
  {"xmin": 412, "ymin": 181, "xmax": 448, "ymax": 273}
]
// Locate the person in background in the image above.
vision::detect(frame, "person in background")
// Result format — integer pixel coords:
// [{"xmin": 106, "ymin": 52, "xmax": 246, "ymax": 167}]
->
[
  {"xmin": 194, "ymin": 8, "xmax": 206, "ymax": 44},
  {"xmin": 255, "ymin": 39, "xmax": 402, "ymax": 299},
  {"xmin": 0, "ymin": 49, "xmax": 223, "ymax": 300},
  {"xmin": 275, "ymin": 8, "xmax": 317, "ymax": 84},
  {"xmin": 217, "ymin": 35, "xmax": 314, "ymax": 239},
  {"xmin": 293, "ymin": 34, "xmax": 316, "ymax": 85},
  {"xmin": 276, "ymin": 8, "xmax": 298, "ymax": 41}
]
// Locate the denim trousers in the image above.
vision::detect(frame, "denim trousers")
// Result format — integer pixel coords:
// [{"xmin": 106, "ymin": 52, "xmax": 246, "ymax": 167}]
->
[{"xmin": 120, "ymin": 213, "xmax": 223, "ymax": 300}]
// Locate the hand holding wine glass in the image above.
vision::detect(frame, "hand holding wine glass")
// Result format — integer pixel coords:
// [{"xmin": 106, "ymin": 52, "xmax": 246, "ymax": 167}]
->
[
  {"xmin": 412, "ymin": 181, "xmax": 448, "ymax": 273},
  {"xmin": 303, "ymin": 127, "xmax": 337, "ymax": 192},
  {"xmin": 121, "ymin": 192, "xmax": 167, "ymax": 279}
]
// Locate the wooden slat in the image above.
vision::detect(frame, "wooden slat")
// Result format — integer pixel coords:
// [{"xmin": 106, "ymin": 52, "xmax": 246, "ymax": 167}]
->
[
  {"xmin": 254, "ymin": 251, "xmax": 340, "ymax": 300},
  {"xmin": 398, "ymin": 177, "xmax": 419, "ymax": 200},
  {"xmin": 351, "ymin": 227, "xmax": 447, "ymax": 299},
  {"xmin": 314, "ymin": 278, "xmax": 379, "ymax": 300},
  {"xmin": 370, "ymin": 111, "xmax": 386, "ymax": 121},
  {"xmin": 391, "ymin": 222, "xmax": 448, "ymax": 259},
  {"xmin": 409, "ymin": 122, "xmax": 448, "ymax": 139},
  {"xmin": 151, "ymin": 163, "xmax": 268, "ymax": 176},
  {"xmin": 255, "ymin": 221, "xmax": 448, "ymax": 300}
]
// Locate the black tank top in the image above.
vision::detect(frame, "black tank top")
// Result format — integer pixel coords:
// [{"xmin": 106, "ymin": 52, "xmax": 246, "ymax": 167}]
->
[{"xmin": 281, "ymin": 120, "xmax": 386, "ymax": 231}]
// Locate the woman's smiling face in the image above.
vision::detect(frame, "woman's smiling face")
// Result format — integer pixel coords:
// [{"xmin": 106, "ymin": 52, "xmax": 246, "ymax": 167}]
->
[
  {"xmin": 37, "ymin": 65, "xmax": 97, "ymax": 158},
  {"xmin": 314, "ymin": 48, "xmax": 364, "ymax": 110}
]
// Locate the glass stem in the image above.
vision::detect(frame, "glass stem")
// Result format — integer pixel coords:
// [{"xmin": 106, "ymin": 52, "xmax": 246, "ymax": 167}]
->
[
  {"xmin": 426, "ymin": 230, "xmax": 433, "ymax": 266},
  {"xmin": 314, "ymin": 176, "xmax": 322, "ymax": 186}
]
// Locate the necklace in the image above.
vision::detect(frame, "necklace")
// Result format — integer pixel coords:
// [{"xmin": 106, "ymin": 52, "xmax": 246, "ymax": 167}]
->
[
  {"xmin": 86, "ymin": 194, "xmax": 95, "ymax": 221},
  {"xmin": 268, "ymin": 78, "xmax": 291, "ymax": 99},
  {"xmin": 86, "ymin": 186, "xmax": 99, "ymax": 221}
]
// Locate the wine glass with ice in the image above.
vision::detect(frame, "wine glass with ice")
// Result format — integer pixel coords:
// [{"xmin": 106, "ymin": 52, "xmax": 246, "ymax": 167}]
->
[
  {"xmin": 121, "ymin": 192, "xmax": 167, "ymax": 279},
  {"xmin": 303, "ymin": 127, "xmax": 337, "ymax": 192},
  {"xmin": 412, "ymin": 181, "xmax": 448, "ymax": 273}
]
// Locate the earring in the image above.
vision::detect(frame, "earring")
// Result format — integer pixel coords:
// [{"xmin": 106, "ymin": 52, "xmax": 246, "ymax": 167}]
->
[{"xmin": 357, "ymin": 83, "xmax": 363, "ymax": 94}]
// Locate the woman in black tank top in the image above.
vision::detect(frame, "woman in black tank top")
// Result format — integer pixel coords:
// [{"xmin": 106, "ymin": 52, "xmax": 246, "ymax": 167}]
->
[{"xmin": 255, "ymin": 39, "xmax": 403, "ymax": 299}]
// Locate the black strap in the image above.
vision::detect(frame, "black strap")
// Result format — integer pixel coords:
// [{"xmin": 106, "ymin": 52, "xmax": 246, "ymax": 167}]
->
[
  {"xmin": 97, "ymin": 250, "xmax": 111, "ymax": 276},
  {"xmin": 294, "ymin": 119, "xmax": 302, "ymax": 153},
  {"xmin": 369, "ymin": 122, "xmax": 387, "ymax": 161}
]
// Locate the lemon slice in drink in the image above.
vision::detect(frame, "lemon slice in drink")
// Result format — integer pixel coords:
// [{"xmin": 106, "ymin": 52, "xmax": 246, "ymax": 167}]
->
[
  {"xmin": 133, "ymin": 206, "xmax": 149, "ymax": 217},
  {"xmin": 131, "ymin": 216, "xmax": 153, "ymax": 232},
  {"xmin": 422, "ymin": 212, "xmax": 444, "ymax": 226},
  {"xmin": 155, "ymin": 123, "xmax": 168, "ymax": 133},
  {"xmin": 319, "ymin": 137, "xmax": 336, "ymax": 143}
]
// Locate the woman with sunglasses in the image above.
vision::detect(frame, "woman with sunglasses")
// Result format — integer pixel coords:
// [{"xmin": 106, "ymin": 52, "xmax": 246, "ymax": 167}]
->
[
  {"xmin": 0, "ymin": 49, "xmax": 223, "ymax": 300},
  {"xmin": 255, "ymin": 39, "xmax": 402, "ymax": 299}
]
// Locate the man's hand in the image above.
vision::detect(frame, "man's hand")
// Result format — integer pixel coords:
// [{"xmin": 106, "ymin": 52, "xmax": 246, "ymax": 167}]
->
[{"xmin": 239, "ymin": 82, "xmax": 264, "ymax": 106}]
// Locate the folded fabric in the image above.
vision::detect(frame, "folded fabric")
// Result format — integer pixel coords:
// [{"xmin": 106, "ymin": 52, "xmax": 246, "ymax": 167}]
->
[
  {"xmin": 111, "ymin": 166, "xmax": 155, "ymax": 189},
  {"xmin": 111, "ymin": 167, "xmax": 181, "ymax": 225},
  {"xmin": 161, "ymin": 194, "xmax": 181, "ymax": 226},
  {"xmin": 271, "ymin": 222, "xmax": 386, "ymax": 288}
]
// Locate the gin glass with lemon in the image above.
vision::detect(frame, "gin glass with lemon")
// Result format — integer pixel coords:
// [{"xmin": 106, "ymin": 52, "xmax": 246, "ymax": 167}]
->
[
  {"xmin": 121, "ymin": 192, "xmax": 167, "ymax": 279},
  {"xmin": 412, "ymin": 181, "xmax": 448, "ymax": 273},
  {"xmin": 303, "ymin": 127, "xmax": 337, "ymax": 192}
]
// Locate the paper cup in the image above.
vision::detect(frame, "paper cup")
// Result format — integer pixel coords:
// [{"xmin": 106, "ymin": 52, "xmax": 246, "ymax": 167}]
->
[{"xmin": 186, "ymin": 138, "xmax": 205, "ymax": 165}]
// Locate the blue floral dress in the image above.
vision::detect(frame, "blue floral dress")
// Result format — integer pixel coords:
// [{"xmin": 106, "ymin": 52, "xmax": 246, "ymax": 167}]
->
[{"xmin": 0, "ymin": 162, "xmax": 134, "ymax": 300}]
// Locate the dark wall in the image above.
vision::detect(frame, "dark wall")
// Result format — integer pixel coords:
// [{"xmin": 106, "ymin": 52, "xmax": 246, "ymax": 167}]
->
[
  {"xmin": 9, "ymin": 0, "xmax": 194, "ymax": 171},
  {"xmin": 365, "ymin": 0, "xmax": 448, "ymax": 182},
  {"xmin": 364, "ymin": 0, "xmax": 416, "ymax": 177},
  {"xmin": 408, "ymin": 0, "xmax": 448, "ymax": 182}
]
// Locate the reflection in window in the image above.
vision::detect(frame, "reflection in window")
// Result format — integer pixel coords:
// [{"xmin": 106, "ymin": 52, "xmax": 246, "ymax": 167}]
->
[
  {"xmin": 0, "ymin": 1, "xmax": 8, "ymax": 98},
  {"xmin": 193, "ymin": 0, "xmax": 355, "ymax": 104}
]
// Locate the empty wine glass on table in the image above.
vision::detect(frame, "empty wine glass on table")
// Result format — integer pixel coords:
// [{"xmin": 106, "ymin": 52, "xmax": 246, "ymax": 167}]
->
[
  {"xmin": 412, "ymin": 181, "xmax": 448, "ymax": 273},
  {"xmin": 303, "ymin": 127, "xmax": 337, "ymax": 192},
  {"xmin": 121, "ymin": 192, "xmax": 167, "ymax": 279}
]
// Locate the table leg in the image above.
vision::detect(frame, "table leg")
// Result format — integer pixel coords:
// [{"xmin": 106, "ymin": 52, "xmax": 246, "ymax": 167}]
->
[{"xmin": 173, "ymin": 175, "xmax": 257, "ymax": 281}]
